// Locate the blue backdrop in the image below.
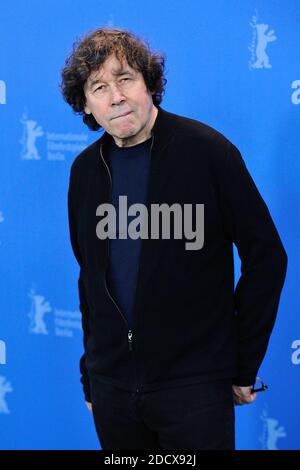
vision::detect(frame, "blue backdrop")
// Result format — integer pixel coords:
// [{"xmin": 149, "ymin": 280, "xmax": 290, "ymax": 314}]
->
[{"xmin": 0, "ymin": 0, "xmax": 298, "ymax": 450}]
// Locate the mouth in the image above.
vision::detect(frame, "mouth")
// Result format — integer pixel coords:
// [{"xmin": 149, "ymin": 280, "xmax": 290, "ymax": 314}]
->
[{"xmin": 113, "ymin": 111, "xmax": 132, "ymax": 120}]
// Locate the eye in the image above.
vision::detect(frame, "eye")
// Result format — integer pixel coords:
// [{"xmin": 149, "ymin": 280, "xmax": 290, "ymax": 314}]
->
[
  {"xmin": 120, "ymin": 77, "xmax": 130, "ymax": 83},
  {"xmin": 95, "ymin": 85, "xmax": 105, "ymax": 92}
]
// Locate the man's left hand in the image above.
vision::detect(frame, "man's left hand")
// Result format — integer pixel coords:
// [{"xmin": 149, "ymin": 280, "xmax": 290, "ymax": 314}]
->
[{"xmin": 232, "ymin": 385, "xmax": 257, "ymax": 405}]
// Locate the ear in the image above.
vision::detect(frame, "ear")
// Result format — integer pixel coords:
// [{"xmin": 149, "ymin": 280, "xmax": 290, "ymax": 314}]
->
[{"xmin": 84, "ymin": 104, "xmax": 91, "ymax": 115}]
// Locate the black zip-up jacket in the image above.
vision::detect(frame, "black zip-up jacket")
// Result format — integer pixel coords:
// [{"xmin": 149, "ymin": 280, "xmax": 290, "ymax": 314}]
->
[{"xmin": 68, "ymin": 106, "xmax": 288, "ymax": 402}]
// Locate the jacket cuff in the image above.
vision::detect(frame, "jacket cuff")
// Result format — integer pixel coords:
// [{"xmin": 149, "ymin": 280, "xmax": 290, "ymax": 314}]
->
[{"xmin": 232, "ymin": 373, "xmax": 257, "ymax": 387}]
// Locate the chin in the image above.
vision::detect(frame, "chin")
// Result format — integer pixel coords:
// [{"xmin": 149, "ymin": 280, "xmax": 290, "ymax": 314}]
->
[{"xmin": 118, "ymin": 128, "xmax": 137, "ymax": 138}]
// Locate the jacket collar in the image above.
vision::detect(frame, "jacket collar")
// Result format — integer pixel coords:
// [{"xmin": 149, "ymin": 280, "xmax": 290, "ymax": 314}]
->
[{"xmin": 99, "ymin": 105, "xmax": 177, "ymax": 160}]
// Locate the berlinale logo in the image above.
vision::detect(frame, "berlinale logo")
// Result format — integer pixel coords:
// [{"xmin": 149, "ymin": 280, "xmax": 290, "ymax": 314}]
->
[
  {"xmin": 28, "ymin": 289, "xmax": 51, "ymax": 335},
  {"xmin": 20, "ymin": 114, "xmax": 44, "ymax": 160},
  {"xmin": 248, "ymin": 11, "xmax": 276, "ymax": 70}
]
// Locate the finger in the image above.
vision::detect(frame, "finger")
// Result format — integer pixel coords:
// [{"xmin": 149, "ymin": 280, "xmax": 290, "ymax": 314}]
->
[
  {"xmin": 241, "ymin": 394, "xmax": 257, "ymax": 405},
  {"xmin": 85, "ymin": 401, "xmax": 93, "ymax": 411},
  {"xmin": 233, "ymin": 397, "xmax": 244, "ymax": 406},
  {"xmin": 234, "ymin": 401, "xmax": 244, "ymax": 406}
]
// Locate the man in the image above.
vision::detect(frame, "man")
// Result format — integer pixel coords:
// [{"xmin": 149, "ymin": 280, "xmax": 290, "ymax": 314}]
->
[{"xmin": 61, "ymin": 27, "xmax": 287, "ymax": 450}]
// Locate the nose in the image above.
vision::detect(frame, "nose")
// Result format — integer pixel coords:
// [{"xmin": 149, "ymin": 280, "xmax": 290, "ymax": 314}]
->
[{"xmin": 110, "ymin": 83, "xmax": 126, "ymax": 106}]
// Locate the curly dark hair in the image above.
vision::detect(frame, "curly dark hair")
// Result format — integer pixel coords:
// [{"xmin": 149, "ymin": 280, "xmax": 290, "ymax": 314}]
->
[{"xmin": 60, "ymin": 27, "xmax": 167, "ymax": 131}]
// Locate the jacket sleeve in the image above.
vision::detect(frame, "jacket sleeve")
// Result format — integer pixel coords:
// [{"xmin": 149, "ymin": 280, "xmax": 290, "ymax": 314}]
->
[
  {"xmin": 219, "ymin": 142, "xmax": 288, "ymax": 386},
  {"xmin": 68, "ymin": 165, "xmax": 91, "ymax": 402},
  {"xmin": 78, "ymin": 275, "xmax": 92, "ymax": 403}
]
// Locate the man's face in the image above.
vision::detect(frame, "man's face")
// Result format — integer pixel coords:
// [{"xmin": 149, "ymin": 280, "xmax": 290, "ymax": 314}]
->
[{"xmin": 84, "ymin": 54, "xmax": 158, "ymax": 147}]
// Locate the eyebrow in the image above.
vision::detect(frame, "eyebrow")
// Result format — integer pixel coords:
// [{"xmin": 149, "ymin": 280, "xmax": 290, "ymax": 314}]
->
[{"xmin": 88, "ymin": 70, "xmax": 134, "ymax": 89}]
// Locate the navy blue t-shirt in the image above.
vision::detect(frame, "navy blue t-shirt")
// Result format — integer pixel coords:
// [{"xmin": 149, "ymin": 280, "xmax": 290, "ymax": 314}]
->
[{"xmin": 106, "ymin": 136, "xmax": 152, "ymax": 329}]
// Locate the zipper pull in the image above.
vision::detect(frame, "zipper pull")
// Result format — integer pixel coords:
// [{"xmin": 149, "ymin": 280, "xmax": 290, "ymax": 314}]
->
[{"xmin": 127, "ymin": 329, "xmax": 133, "ymax": 351}]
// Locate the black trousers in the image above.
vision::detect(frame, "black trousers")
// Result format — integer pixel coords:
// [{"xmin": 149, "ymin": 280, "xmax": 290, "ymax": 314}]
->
[{"xmin": 90, "ymin": 378, "xmax": 235, "ymax": 450}]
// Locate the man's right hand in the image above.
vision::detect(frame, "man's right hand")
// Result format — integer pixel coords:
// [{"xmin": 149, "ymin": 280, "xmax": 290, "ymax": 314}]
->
[{"xmin": 85, "ymin": 401, "xmax": 93, "ymax": 412}]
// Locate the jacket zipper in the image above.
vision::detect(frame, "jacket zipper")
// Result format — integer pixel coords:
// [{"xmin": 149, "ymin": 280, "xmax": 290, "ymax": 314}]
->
[
  {"xmin": 99, "ymin": 143, "xmax": 134, "ymax": 354},
  {"xmin": 99, "ymin": 134, "xmax": 155, "ymax": 392}
]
